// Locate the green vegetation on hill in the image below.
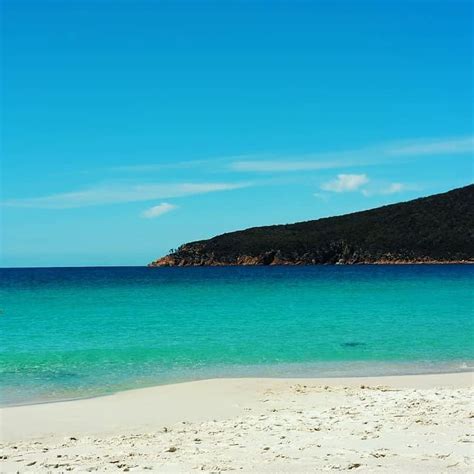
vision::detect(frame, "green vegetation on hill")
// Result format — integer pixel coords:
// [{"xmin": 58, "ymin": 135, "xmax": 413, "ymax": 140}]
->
[{"xmin": 150, "ymin": 185, "xmax": 474, "ymax": 266}]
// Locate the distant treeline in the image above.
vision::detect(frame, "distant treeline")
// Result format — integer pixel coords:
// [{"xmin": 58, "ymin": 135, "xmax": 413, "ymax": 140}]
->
[{"xmin": 149, "ymin": 185, "xmax": 474, "ymax": 266}]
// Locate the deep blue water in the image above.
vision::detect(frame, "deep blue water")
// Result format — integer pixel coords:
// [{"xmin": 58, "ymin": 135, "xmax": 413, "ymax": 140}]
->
[{"xmin": 0, "ymin": 265, "xmax": 473, "ymax": 406}]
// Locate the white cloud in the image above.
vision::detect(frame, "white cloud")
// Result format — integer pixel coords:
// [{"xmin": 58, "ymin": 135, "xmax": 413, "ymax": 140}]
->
[
  {"xmin": 388, "ymin": 136, "xmax": 474, "ymax": 156},
  {"xmin": 141, "ymin": 202, "xmax": 177, "ymax": 219},
  {"xmin": 112, "ymin": 158, "xmax": 221, "ymax": 173},
  {"xmin": 379, "ymin": 183, "xmax": 407, "ymax": 194},
  {"xmin": 362, "ymin": 182, "xmax": 417, "ymax": 197},
  {"xmin": 112, "ymin": 154, "xmax": 261, "ymax": 173},
  {"xmin": 5, "ymin": 135, "xmax": 471, "ymax": 210},
  {"xmin": 2, "ymin": 182, "xmax": 250, "ymax": 209},
  {"xmin": 231, "ymin": 159, "xmax": 348, "ymax": 172},
  {"xmin": 383, "ymin": 182, "xmax": 405, "ymax": 194},
  {"xmin": 229, "ymin": 136, "xmax": 473, "ymax": 173},
  {"xmin": 321, "ymin": 174, "xmax": 369, "ymax": 193}
]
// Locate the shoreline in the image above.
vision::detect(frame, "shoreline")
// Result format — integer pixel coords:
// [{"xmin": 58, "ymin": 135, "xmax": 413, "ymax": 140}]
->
[
  {"xmin": 1, "ymin": 372, "xmax": 472, "ymax": 441},
  {"xmin": 149, "ymin": 260, "xmax": 474, "ymax": 267},
  {"xmin": 3, "ymin": 262, "xmax": 474, "ymax": 270},
  {"xmin": 1, "ymin": 372, "xmax": 472, "ymax": 472},
  {"xmin": 3, "ymin": 364, "xmax": 473, "ymax": 410}
]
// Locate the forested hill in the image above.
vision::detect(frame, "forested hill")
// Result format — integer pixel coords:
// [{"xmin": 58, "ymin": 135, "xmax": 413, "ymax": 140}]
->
[{"xmin": 149, "ymin": 185, "xmax": 474, "ymax": 266}]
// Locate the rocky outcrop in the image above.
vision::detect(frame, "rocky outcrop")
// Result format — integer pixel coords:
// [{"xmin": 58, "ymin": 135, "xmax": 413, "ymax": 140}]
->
[
  {"xmin": 149, "ymin": 247, "xmax": 473, "ymax": 267},
  {"xmin": 148, "ymin": 185, "xmax": 474, "ymax": 267}
]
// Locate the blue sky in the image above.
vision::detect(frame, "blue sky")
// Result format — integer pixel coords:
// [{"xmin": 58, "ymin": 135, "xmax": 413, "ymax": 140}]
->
[{"xmin": 1, "ymin": 0, "xmax": 473, "ymax": 267}]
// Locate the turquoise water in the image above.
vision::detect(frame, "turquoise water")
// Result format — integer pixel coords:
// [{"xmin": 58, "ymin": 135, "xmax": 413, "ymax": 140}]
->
[{"xmin": 0, "ymin": 266, "xmax": 473, "ymax": 406}]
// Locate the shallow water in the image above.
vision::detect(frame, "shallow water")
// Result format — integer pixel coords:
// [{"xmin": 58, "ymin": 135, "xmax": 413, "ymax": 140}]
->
[{"xmin": 0, "ymin": 265, "xmax": 472, "ymax": 405}]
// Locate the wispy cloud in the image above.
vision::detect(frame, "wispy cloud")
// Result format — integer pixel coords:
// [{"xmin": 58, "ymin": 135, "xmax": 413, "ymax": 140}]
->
[
  {"xmin": 112, "ymin": 155, "xmax": 261, "ymax": 173},
  {"xmin": 387, "ymin": 136, "xmax": 474, "ymax": 156},
  {"xmin": 103, "ymin": 136, "xmax": 473, "ymax": 176},
  {"xmin": 363, "ymin": 182, "xmax": 405, "ymax": 196},
  {"xmin": 2, "ymin": 182, "xmax": 250, "ymax": 209},
  {"xmin": 5, "ymin": 135, "xmax": 470, "ymax": 210},
  {"xmin": 141, "ymin": 202, "xmax": 177, "ymax": 219},
  {"xmin": 381, "ymin": 182, "xmax": 405, "ymax": 194},
  {"xmin": 321, "ymin": 174, "xmax": 369, "ymax": 192},
  {"xmin": 361, "ymin": 182, "xmax": 419, "ymax": 197},
  {"xmin": 229, "ymin": 136, "xmax": 473, "ymax": 173},
  {"xmin": 320, "ymin": 174, "xmax": 416, "ymax": 197},
  {"xmin": 112, "ymin": 159, "xmax": 219, "ymax": 173},
  {"xmin": 230, "ymin": 159, "xmax": 350, "ymax": 172}
]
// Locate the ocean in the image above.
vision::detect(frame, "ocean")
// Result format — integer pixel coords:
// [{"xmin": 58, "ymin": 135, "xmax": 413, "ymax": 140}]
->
[{"xmin": 0, "ymin": 265, "xmax": 472, "ymax": 406}]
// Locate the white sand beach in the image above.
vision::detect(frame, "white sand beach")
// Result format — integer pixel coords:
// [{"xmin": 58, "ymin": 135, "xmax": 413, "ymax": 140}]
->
[{"xmin": 1, "ymin": 372, "xmax": 473, "ymax": 472}]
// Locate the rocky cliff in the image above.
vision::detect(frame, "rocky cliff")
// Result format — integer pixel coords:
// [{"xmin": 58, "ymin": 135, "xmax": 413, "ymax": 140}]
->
[{"xmin": 149, "ymin": 185, "xmax": 474, "ymax": 266}]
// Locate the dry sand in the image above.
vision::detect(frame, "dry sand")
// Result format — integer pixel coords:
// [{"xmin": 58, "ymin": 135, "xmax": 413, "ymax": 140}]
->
[{"xmin": 1, "ymin": 373, "xmax": 473, "ymax": 472}]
